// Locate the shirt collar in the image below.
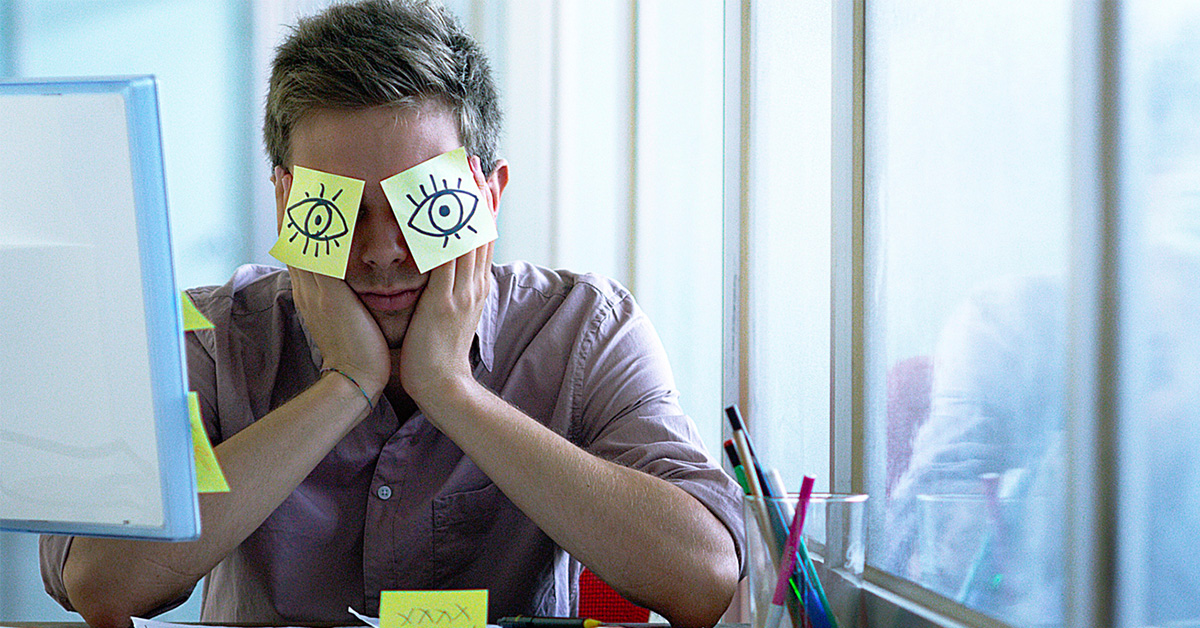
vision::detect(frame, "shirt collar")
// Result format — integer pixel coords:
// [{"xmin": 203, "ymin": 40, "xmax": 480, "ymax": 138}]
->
[{"xmin": 475, "ymin": 265, "xmax": 498, "ymax": 373}]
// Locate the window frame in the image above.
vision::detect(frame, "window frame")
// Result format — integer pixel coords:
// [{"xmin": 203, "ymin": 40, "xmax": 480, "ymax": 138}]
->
[{"xmin": 725, "ymin": 0, "xmax": 1125, "ymax": 626}]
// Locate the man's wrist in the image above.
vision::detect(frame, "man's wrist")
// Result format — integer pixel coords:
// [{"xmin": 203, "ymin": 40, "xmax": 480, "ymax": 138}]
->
[
  {"xmin": 320, "ymin": 367, "xmax": 375, "ymax": 411},
  {"xmin": 411, "ymin": 373, "xmax": 487, "ymax": 427},
  {"xmin": 316, "ymin": 368, "xmax": 377, "ymax": 416}
]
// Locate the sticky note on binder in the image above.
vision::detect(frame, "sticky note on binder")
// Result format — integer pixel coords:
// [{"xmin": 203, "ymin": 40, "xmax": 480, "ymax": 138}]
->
[
  {"xmin": 189, "ymin": 392, "xmax": 229, "ymax": 493},
  {"xmin": 380, "ymin": 590, "xmax": 487, "ymax": 628},
  {"xmin": 181, "ymin": 291, "xmax": 213, "ymax": 331}
]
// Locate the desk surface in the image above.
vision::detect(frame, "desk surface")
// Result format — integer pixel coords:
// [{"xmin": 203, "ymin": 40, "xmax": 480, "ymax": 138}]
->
[
  {"xmin": 1, "ymin": 624, "xmax": 718, "ymax": 628},
  {"xmin": 3, "ymin": 625, "xmax": 718, "ymax": 628},
  {"xmin": 4, "ymin": 625, "xmax": 348, "ymax": 628},
  {"xmin": 4, "ymin": 625, "xmax": 357, "ymax": 628}
]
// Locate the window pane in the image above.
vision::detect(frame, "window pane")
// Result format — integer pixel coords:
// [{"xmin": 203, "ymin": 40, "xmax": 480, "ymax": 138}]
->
[
  {"xmin": 864, "ymin": 2, "xmax": 1071, "ymax": 624},
  {"xmin": 1119, "ymin": 3, "xmax": 1200, "ymax": 626},
  {"xmin": 746, "ymin": 0, "xmax": 833, "ymax": 489},
  {"xmin": 12, "ymin": 0, "xmax": 252, "ymax": 289}
]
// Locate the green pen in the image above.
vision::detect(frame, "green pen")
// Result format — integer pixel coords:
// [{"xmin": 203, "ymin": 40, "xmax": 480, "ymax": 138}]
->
[{"xmin": 724, "ymin": 439, "xmax": 751, "ymax": 494}]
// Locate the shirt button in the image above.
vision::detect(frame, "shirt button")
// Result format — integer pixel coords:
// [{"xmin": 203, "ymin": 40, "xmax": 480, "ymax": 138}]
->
[{"xmin": 376, "ymin": 485, "xmax": 393, "ymax": 500}]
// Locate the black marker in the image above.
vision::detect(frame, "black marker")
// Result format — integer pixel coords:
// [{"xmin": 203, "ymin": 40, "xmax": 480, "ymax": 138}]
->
[{"xmin": 497, "ymin": 617, "xmax": 601, "ymax": 628}]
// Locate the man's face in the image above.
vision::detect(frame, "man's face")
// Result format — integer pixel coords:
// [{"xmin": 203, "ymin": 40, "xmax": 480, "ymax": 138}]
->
[{"xmin": 286, "ymin": 102, "xmax": 463, "ymax": 349}]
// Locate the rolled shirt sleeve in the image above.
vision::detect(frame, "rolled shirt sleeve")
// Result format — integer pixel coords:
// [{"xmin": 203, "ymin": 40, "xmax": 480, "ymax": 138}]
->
[{"xmin": 564, "ymin": 274, "xmax": 746, "ymax": 568}]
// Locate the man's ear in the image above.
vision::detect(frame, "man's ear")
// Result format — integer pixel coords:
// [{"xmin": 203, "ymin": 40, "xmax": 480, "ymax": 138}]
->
[
  {"xmin": 485, "ymin": 159, "xmax": 509, "ymax": 219},
  {"xmin": 273, "ymin": 166, "xmax": 293, "ymax": 232}
]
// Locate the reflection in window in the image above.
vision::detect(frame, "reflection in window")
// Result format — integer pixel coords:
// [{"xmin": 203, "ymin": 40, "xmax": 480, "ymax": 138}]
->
[
  {"xmin": 864, "ymin": 2, "xmax": 1071, "ymax": 624},
  {"xmin": 1120, "ymin": 3, "xmax": 1200, "ymax": 625}
]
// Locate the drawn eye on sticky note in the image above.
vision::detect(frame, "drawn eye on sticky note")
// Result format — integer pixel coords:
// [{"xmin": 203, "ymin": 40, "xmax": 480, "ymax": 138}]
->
[
  {"xmin": 269, "ymin": 166, "xmax": 365, "ymax": 279},
  {"xmin": 380, "ymin": 590, "xmax": 487, "ymax": 628},
  {"xmin": 381, "ymin": 147, "xmax": 498, "ymax": 274}
]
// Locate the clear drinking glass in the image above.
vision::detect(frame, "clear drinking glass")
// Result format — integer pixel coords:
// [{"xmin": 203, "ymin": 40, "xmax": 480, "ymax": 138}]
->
[{"xmin": 744, "ymin": 494, "xmax": 867, "ymax": 628}]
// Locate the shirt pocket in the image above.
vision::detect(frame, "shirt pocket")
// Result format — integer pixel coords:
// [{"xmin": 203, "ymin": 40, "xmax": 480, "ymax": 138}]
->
[{"xmin": 431, "ymin": 480, "xmax": 508, "ymax": 582}]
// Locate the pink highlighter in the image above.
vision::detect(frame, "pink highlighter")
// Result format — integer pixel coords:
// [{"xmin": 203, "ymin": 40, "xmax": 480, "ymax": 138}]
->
[{"xmin": 764, "ymin": 476, "xmax": 815, "ymax": 628}]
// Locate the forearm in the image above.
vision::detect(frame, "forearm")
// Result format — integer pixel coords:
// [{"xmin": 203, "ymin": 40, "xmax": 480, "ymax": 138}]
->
[
  {"xmin": 421, "ymin": 379, "xmax": 738, "ymax": 628},
  {"xmin": 63, "ymin": 373, "xmax": 371, "ymax": 628}
]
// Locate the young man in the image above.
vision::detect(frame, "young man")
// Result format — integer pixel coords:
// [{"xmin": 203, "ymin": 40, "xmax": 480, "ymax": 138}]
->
[{"xmin": 40, "ymin": 2, "xmax": 743, "ymax": 627}]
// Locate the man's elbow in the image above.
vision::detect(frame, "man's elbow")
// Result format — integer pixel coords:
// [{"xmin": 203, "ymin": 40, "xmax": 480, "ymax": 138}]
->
[
  {"xmin": 64, "ymin": 567, "xmax": 137, "ymax": 628},
  {"xmin": 63, "ymin": 551, "xmax": 191, "ymax": 628},
  {"xmin": 659, "ymin": 548, "xmax": 740, "ymax": 628}
]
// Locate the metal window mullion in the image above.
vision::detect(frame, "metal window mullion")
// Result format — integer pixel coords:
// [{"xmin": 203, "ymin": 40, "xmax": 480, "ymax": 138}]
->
[
  {"xmin": 1064, "ymin": 1, "xmax": 1121, "ymax": 627},
  {"xmin": 722, "ymin": 0, "xmax": 751, "ymax": 447},
  {"xmin": 830, "ymin": 0, "xmax": 864, "ymax": 495}
]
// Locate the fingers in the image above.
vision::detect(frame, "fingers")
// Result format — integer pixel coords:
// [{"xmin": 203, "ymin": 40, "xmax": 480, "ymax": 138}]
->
[
  {"xmin": 288, "ymin": 266, "xmax": 326, "ymax": 318},
  {"xmin": 425, "ymin": 257, "xmax": 456, "ymax": 300},
  {"xmin": 475, "ymin": 239, "xmax": 494, "ymax": 292},
  {"xmin": 483, "ymin": 239, "xmax": 495, "ymax": 267},
  {"xmin": 469, "ymin": 155, "xmax": 497, "ymax": 219},
  {"xmin": 447, "ymin": 238, "xmax": 493, "ymax": 296},
  {"xmin": 289, "ymin": 265, "xmax": 390, "ymax": 394},
  {"xmin": 418, "ymin": 154, "xmax": 493, "ymax": 307},
  {"xmin": 290, "ymin": 266, "xmax": 361, "ymax": 314},
  {"xmin": 469, "ymin": 155, "xmax": 487, "ymax": 196}
]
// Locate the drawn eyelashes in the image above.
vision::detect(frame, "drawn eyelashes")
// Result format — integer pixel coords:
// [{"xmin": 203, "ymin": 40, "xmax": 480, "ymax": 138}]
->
[
  {"xmin": 285, "ymin": 183, "xmax": 350, "ymax": 257},
  {"xmin": 406, "ymin": 174, "xmax": 479, "ymax": 247}
]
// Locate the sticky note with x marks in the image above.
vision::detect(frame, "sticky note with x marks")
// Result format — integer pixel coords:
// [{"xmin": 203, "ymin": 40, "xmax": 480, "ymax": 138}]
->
[
  {"xmin": 381, "ymin": 147, "xmax": 498, "ymax": 274},
  {"xmin": 380, "ymin": 590, "xmax": 487, "ymax": 628},
  {"xmin": 269, "ymin": 166, "xmax": 365, "ymax": 279}
]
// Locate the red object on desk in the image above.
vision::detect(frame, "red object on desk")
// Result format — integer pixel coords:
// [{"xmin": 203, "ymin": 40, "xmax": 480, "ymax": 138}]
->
[{"xmin": 578, "ymin": 567, "xmax": 651, "ymax": 623}]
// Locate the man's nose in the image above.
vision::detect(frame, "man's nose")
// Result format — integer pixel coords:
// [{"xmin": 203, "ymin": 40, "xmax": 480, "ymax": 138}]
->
[{"xmin": 354, "ymin": 206, "xmax": 411, "ymax": 269}]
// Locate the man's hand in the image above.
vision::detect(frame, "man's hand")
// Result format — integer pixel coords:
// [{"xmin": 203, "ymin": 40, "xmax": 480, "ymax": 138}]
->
[
  {"xmin": 274, "ymin": 167, "xmax": 390, "ymax": 398},
  {"xmin": 396, "ymin": 156, "xmax": 496, "ymax": 407},
  {"xmin": 291, "ymin": 269, "xmax": 391, "ymax": 396}
]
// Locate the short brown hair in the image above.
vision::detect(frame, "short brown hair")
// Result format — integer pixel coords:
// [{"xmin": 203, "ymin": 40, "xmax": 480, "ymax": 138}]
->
[{"xmin": 264, "ymin": 0, "xmax": 502, "ymax": 173}]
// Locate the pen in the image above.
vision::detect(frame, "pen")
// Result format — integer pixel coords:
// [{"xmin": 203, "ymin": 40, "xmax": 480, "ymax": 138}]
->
[
  {"xmin": 724, "ymin": 406, "xmax": 774, "ymax": 499},
  {"xmin": 765, "ymin": 470, "xmax": 836, "ymax": 628},
  {"xmin": 723, "ymin": 439, "xmax": 750, "ymax": 494},
  {"xmin": 497, "ymin": 617, "xmax": 601, "ymax": 628},
  {"xmin": 724, "ymin": 406, "xmax": 782, "ymax": 566},
  {"xmin": 765, "ymin": 476, "xmax": 814, "ymax": 628}
]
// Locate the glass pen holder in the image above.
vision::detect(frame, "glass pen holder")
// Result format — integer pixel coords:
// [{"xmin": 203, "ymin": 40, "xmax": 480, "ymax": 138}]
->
[{"xmin": 744, "ymin": 494, "xmax": 868, "ymax": 628}]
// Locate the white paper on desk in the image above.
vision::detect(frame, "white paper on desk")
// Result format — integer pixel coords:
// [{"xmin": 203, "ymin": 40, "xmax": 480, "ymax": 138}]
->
[{"xmin": 349, "ymin": 606, "xmax": 380, "ymax": 627}]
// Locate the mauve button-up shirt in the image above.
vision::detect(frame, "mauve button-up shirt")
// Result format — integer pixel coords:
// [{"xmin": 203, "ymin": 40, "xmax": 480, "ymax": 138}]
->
[{"xmin": 41, "ymin": 262, "xmax": 744, "ymax": 623}]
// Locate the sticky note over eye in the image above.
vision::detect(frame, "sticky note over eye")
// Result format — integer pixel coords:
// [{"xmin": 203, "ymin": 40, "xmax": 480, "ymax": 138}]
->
[
  {"xmin": 189, "ymin": 392, "xmax": 230, "ymax": 493},
  {"xmin": 381, "ymin": 147, "xmax": 498, "ymax": 274},
  {"xmin": 269, "ymin": 166, "xmax": 365, "ymax": 279},
  {"xmin": 380, "ymin": 590, "xmax": 487, "ymax": 628}
]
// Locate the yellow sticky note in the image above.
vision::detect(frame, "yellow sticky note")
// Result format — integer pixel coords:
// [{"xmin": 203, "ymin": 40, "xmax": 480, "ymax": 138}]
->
[
  {"xmin": 189, "ymin": 392, "xmax": 230, "ymax": 493},
  {"xmin": 380, "ymin": 590, "xmax": 487, "ymax": 628},
  {"xmin": 180, "ymin": 291, "xmax": 213, "ymax": 331},
  {"xmin": 269, "ymin": 166, "xmax": 366, "ymax": 278},
  {"xmin": 381, "ymin": 147, "xmax": 498, "ymax": 274}
]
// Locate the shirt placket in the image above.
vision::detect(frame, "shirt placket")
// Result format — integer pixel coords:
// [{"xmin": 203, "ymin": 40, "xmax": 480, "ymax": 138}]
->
[{"xmin": 361, "ymin": 403, "xmax": 425, "ymax": 615}]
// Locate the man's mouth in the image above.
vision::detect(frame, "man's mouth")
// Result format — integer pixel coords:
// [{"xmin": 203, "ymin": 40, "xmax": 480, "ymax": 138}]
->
[{"xmin": 356, "ymin": 287, "xmax": 423, "ymax": 312}]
